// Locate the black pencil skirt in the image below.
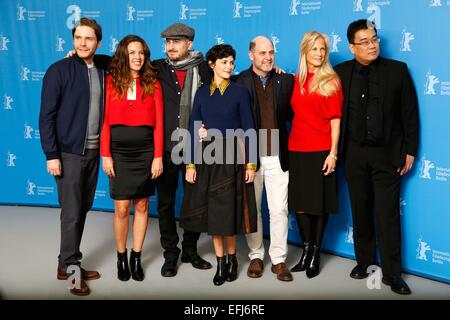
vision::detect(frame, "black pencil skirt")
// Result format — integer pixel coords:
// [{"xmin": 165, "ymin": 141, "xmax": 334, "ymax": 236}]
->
[{"xmin": 109, "ymin": 125, "xmax": 155, "ymax": 200}]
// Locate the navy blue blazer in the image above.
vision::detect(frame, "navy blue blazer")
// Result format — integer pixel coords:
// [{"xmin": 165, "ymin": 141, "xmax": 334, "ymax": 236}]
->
[{"xmin": 39, "ymin": 55, "xmax": 106, "ymax": 160}]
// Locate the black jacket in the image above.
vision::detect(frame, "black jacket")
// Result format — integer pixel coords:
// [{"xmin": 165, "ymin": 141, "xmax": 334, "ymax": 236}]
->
[
  {"xmin": 234, "ymin": 67, "xmax": 294, "ymax": 171},
  {"xmin": 152, "ymin": 59, "xmax": 213, "ymax": 152},
  {"xmin": 39, "ymin": 55, "xmax": 106, "ymax": 160},
  {"xmin": 334, "ymin": 57, "xmax": 419, "ymax": 167}
]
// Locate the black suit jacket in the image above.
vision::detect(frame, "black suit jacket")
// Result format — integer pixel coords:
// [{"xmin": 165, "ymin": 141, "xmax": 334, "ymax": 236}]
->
[
  {"xmin": 334, "ymin": 57, "xmax": 419, "ymax": 167},
  {"xmin": 233, "ymin": 67, "xmax": 294, "ymax": 171}
]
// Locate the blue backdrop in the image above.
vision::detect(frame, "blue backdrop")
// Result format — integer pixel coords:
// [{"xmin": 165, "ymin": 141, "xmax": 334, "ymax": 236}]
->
[{"xmin": 1, "ymin": 0, "xmax": 449, "ymax": 284}]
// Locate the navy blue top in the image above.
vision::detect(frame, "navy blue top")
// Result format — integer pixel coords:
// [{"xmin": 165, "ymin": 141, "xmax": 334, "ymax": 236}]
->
[
  {"xmin": 187, "ymin": 82, "xmax": 256, "ymax": 164},
  {"xmin": 39, "ymin": 55, "xmax": 105, "ymax": 160}
]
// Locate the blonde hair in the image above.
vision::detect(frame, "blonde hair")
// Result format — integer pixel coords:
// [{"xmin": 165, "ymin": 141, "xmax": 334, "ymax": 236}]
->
[{"xmin": 297, "ymin": 31, "xmax": 340, "ymax": 97}]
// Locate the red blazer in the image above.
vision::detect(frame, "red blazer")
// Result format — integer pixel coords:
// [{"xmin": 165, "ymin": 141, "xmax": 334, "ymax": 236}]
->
[{"xmin": 100, "ymin": 75, "xmax": 164, "ymax": 158}]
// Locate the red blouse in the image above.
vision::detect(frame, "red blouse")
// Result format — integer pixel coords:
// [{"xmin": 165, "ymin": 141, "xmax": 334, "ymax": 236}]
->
[
  {"xmin": 100, "ymin": 75, "xmax": 164, "ymax": 158},
  {"xmin": 289, "ymin": 73, "xmax": 343, "ymax": 152}
]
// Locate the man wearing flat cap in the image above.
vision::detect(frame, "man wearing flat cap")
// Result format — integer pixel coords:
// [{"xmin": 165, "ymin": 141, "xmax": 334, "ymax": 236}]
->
[
  {"xmin": 160, "ymin": 22, "xmax": 195, "ymax": 41},
  {"xmin": 153, "ymin": 23, "xmax": 213, "ymax": 277}
]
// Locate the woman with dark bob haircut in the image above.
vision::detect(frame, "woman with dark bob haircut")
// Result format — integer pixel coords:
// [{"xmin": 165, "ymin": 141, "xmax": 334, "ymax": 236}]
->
[
  {"xmin": 181, "ymin": 44, "xmax": 258, "ymax": 286},
  {"xmin": 100, "ymin": 35, "xmax": 164, "ymax": 282}
]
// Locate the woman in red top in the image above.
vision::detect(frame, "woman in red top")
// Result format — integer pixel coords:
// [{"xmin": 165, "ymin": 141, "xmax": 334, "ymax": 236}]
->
[
  {"xmin": 100, "ymin": 35, "xmax": 163, "ymax": 282},
  {"xmin": 288, "ymin": 31, "xmax": 343, "ymax": 278}
]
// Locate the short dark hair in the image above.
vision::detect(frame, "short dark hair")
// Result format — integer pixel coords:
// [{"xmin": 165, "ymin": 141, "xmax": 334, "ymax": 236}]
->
[
  {"xmin": 72, "ymin": 17, "xmax": 102, "ymax": 42},
  {"xmin": 205, "ymin": 44, "xmax": 236, "ymax": 63},
  {"xmin": 347, "ymin": 19, "xmax": 377, "ymax": 44}
]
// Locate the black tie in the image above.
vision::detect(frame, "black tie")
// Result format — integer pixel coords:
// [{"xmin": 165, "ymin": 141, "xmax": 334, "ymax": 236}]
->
[{"xmin": 358, "ymin": 66, "xmax": 370, "ymax": 144}]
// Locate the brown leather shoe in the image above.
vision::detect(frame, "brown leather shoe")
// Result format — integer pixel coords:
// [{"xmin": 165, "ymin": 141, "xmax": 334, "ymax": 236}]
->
[
  {"xmin": 57, "ymin": 267, "xmax": 101, "ymax": 281},
  {"xmin": 271, "ymin": 262, "xmax": 293, "ymax": 281},
  {"xmin": 247, "ymin": 258, "xmax": 264, "ymax": 278},
  {"xmin": 69, "ymin": 279, "xmax": 90, "ymax": 296}
]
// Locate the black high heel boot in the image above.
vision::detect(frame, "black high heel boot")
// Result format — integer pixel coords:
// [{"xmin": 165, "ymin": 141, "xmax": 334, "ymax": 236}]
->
[
  {"xmin": 225, "ymin": 253, "xmax": 238, "ymax": 282},
  {"xmin": 291, "ymin": 213, "xmax": 313, "ymax": 272},
  {"xmin": 130, "ymin": 249, "xmax": 144, "ymax": 281},
  {"xmin": 117, "ymin": 250, "xmax": 131, "ymax": 281},
  {"xmin": 213, "ymin": 256, "xmax": 227, "ymax": 286},
  {"xmin": 306, "ymin": 245, "xmax": 321, "ymax": 278},
  {"xmin": 291, "ymin": 242, "xmax": 313, "ymax": 272}
]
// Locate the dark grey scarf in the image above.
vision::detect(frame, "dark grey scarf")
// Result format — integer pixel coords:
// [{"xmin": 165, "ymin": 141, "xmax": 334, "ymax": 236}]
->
[{"xmin": 166, "ymin": 51, "xmax": 204, "ymax": 130}]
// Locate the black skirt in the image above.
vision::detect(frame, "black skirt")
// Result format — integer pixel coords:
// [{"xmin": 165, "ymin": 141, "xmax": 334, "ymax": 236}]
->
[
  {"xmin": 288, "ymin": 150, "xmax": 338, "ymax": 215},
  {"xmin": 109, "ymin": 125, "xmax": 155, "ymax": 200},
  {"xmin": 180, "ymin": 137, "xmax": 257, "ymax": 236}
]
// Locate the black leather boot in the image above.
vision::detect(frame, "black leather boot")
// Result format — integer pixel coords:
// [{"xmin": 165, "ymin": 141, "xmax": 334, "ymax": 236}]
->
[
  {"xmin": 130, "ymin": 249, "xmax": 144, "ymax": 281},
  {"xmin": 117, "ymin": 250, "xmax": 131, "ymax": 281},
  {"xmin": 306, "ymin": 245, "xmax": 321, "ymax": 279},
  {"xmin": 225, "ymin": 253, "xmax": 238, "ymax": 282},
  {"xmin": 213, "ymin": 256, "xmax": 227, "ymax": 286},
  {"xmin": 291, "ymin": 242, "xmax": 313, "ymax": 272}
]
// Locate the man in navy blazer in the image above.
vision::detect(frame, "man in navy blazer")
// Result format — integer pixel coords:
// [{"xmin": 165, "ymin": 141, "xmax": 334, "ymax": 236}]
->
[
  {"xmin": 334, "ymin": 19, "xmax": 419, "ymax": 295},
  {"xmin": 39, "ymin": 18, "xmax": 106, "ymax": 296}
]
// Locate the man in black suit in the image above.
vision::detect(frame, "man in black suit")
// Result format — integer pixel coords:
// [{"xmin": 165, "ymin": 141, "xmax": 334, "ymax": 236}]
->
[
  {"xmin": 233, "ymin": 36, "xmax": 294, "ymax": 282},
  {"xmin": 334, "ymin": 19, "xmax": 419, "ymax": 295}
]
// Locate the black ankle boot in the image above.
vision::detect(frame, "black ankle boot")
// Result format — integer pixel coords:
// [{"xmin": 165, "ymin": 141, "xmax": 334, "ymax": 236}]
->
[
  {"xmin": 130, "ymin": 249, "xmax": 144, "ymax": 281},
  {"xmin": 225, "ymin": 253, "xmax": 238, "ymax": 282},
  {"xmin": 213, "ymin": 256, "xmax": 227, "ymax": 286},
  {"xmin": 117, "ymin": 250, "xmax": 131, "ymax": 281},
  {"xmin": 291, "ymin": 242, "xmax": 313, "ymax": 272},
  {"xmin": 306, "ymin": 245, "xmax": 321, "ymax": 279}
]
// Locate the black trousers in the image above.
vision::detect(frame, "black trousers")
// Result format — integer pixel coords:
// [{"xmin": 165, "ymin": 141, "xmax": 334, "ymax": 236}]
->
[
  {"xmin": 155, "ymin": 152, "xmax": 200, "ymax": 261},
  {"xmin": 55, "ymin": 150, "xmax": 99, "ymax": 270},
  {"xmin": 344, "ymin": 140, "xmax": 402, "ymax": 277}
]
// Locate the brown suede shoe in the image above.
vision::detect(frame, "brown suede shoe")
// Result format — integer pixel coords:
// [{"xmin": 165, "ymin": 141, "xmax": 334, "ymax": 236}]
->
[
  {"xmin": 57, "ymin": 267, "xmax": 101, "ymax": 281},
  {"xmin": 271, "ymin": 262, "xmax": 293, "ymax": 281},
  {"xmin": 247, "ymin": 258, "xmax": 264, "ymax": 278},
  {"xmin": 69, "ymin": 279, "xmax": 90, "ymax": 296}
]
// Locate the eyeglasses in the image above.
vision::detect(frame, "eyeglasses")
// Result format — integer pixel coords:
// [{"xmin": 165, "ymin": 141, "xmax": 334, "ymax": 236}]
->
[{"xmin": 353, "ymin": 37, "xmax": 380, "ymax": 48}]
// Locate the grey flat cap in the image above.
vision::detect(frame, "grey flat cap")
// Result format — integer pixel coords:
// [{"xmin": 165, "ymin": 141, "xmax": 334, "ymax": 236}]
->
[{"xmin": 161, "ymin": 23, "xmax": 195, "ymax": 41}]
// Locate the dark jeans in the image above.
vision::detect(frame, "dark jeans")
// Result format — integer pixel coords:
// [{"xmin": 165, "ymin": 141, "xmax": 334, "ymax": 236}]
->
[
  {"xmin": 55, "ymin": 150, "xmax": 99, "ymax": 270},
  {"xmin": 344, "ymin": 140, "xmax": 402, "ymax": 277},
  {"xmin": 155, "ymin": 152, "xmax": 200, "ymax": 261}
]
